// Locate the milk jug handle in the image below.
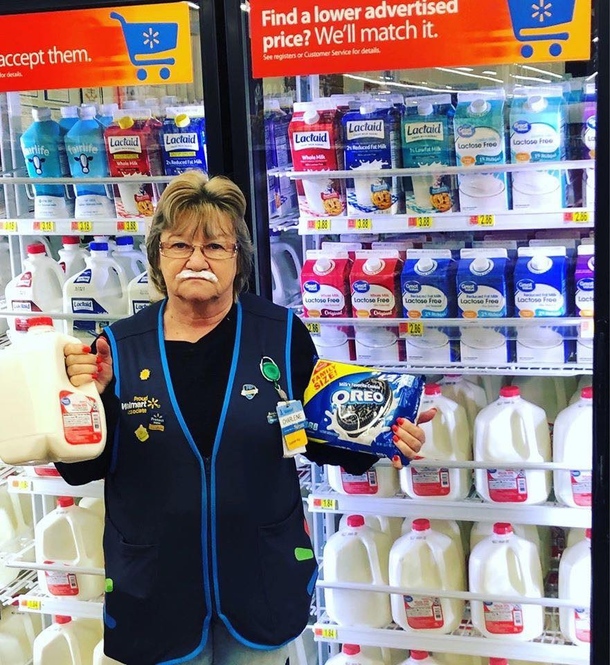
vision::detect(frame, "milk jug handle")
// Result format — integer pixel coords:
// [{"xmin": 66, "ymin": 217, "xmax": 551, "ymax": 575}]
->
[
  {"xmin": 443, "ymin": 404, "xmax": 458, "ymax": 451},
  {"xmin": 519, "ymin": 408, "xmax": 541, "ymax": 460},
  {"xmin": 361, "ymin": 535, "xmax": 386, "ymax": 586}
]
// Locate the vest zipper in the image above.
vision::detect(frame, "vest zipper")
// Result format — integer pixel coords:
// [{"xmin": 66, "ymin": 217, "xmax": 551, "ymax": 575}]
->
[{"xmin": 203, "ymin": 455, "xmax": 217, "ymax": 616}]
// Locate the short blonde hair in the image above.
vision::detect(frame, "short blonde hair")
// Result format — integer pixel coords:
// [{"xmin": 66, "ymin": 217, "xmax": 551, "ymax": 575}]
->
[{"xmin": 146, "ymin": 170, "xmax": 254, "ymax": 300}]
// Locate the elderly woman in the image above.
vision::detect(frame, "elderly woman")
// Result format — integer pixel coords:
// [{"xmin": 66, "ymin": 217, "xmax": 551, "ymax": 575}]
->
[{"xmin": 59, "ymin": 171, "xmax": 434, "ymax": 665}]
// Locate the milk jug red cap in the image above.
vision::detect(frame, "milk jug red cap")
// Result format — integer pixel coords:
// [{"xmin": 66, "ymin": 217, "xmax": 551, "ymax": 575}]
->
[
  {"xmin": 57, "ymin": 497, "xmax": 75, "ymax": 508},
  {"xmin": 586, "ymin": 528, "xmax": 592, "ymax": 539},
  {"xmin": 493, "ymin": 522, "xmax": 513, "ymax": 535},
  {"xmin": 410, "ymin": 651, "xmax": 430, "ymax": 660},
  {"xmin": 54, "ymin": 615, "xmax": 72, "ymax": 624},
  {"xmin": 346, "ymin": 515, "xmax": 365, "ymax": 528},
  {"xmin": 582, "ymin": 386, "xmax": 593, "ymax": 399},
  {"xmin": 27, "ymin": 317, "xmax": 55, "ymax": 329},
  {"xmin": 62, "ymin": 236, "xmax": 80, "ymax": 245},
  {"xmin": 342, "ymin": 645, "xmax": 360, "ymax": 656},
  {"xmin": 489, "ymin": 659, "xmax": 509, "ymax": 665},
  {"xmin": 424, "ymin": 383, "xmax": 442, "ymax": 396},
  {"xmin": 27, "ymin": 243, "xmax": 46, "ymax": 255},
  {"xmin": 412, "ymin": 518, "xmax": 431, "ymax": 531},
  {"xmin": 499, "ymin": 385, "xmax": 520, "ymax": 398}
]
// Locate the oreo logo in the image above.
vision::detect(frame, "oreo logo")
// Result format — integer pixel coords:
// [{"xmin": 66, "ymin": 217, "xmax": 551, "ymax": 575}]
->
[
  {"xmin": 517, "ymin": 279, "xmax": 535, "ymax": 292},
  {"xmin": 457, "ymin": 124, "xmax": 476, "ymax": 138},
  {"xmin": 513, "ymin": 120, "xmax": 531, "ymax": 133},
  {"xmin": 303, "ymin": 281, "xmax": 320, "ymax": 293},
  {"xmin": 352, "ymin": 280, "xmax": 370, "ymax": 293}
]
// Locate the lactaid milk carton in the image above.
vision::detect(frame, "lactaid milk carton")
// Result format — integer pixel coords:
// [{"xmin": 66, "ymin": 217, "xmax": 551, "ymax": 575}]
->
[
  {"xmin": 304, "ymin": 361, "xmax": 424, "ymax": 464},
  {"xmin": 402, "ymin": 249, "xmax": 457, "ymax": 365},
  {"xmin": 457, "ymin": 248, "xmax": 512, "ymax": 364},
  {"xmin": 343, "ymin": 101, "xmax": 403, "ymax": 216},
  {"xmin": 510, "ymin": 87, "xmax": 567, "ymax": 210},
  {"xmin": 402, "ymin": 95, "xmax": 457, "ymax": 215},
  {"xmin": 574, "ymin": 245, "xmax": 594, "ymax": 363},
  {"xmin": 288, "ymin": 101, "xmax": 346, "ymax": 217},
  {"xmin": 514, "ymin": 246, "xmax": 569, "ymax": 363},
  {"xmin": 161, "ymin": 105, "xmax": 207, "ymax": 175},
  {"xmin": 454, "ymin": 90, "xmax": 509, "ymax": 212}
]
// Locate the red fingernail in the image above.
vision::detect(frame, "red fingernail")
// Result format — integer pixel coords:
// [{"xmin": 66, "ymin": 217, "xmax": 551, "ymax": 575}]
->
[
  {"xmin": 96, "ymin": 355, "xmax": 102, "ymax": 363},
  {"xmin": 391, "ymin": 424, "xmax": 398, "ymax": 432},
  {"xmin": 397, "ymin": 417, "xmax": 405, "ymax": 425},
  {"xmin": 92, "ymin": 373, "xmax": 98, "ymax": 380},
  {"xmin": 392, "ymin": 455, "xmax": 400, "ymax": 462},
  {"xmin": 97, "ymin": 363, "xmax": 103, "ymax": 371},
  {"xmin": 82, "ymin": 345, "xmax": 91, "ymax": 354},
  {"xmin": 392, "ymin": 435, "xmax": 399, "ymax": 443}
]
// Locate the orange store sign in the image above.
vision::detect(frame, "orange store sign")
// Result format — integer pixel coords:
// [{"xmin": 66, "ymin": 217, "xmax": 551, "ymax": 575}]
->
[
  {"xmin": 250, "ymin": 0, "xmax": 592, "ymax": 78},
  {"xmin": 0, "ymin": 2, "xmax": 193, "ymax": 93}
]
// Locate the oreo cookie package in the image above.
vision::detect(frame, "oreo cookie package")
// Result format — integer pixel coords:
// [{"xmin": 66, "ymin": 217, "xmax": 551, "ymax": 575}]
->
[{"xmin": 304, "ymin": 360, "xmax": 425, "ymax": 463}]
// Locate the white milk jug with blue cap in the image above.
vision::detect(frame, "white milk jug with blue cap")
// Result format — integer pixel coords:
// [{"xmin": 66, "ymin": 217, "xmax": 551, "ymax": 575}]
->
[
  {"xmin": 559, "ymin": 529, "xmax": 591, "ymax": 646},
  {"xmin": 327, "ymin": 644, "xmax": 385, "ymax": 665},
  {"xmin": 402, "ymin": 517, "xmax": 466, "ymax": 561},
  {"xmin": 554, "ymin": 387, "xmax": 592, "ymax": 508},
  {"xmin": 339, "ymin": 513, "xmax": 403, "ymax": 544},
  {"xmin": 328, "ymin": 460, "xmax": 399, "ymax": 498},
  {"xmin": 390, "ymin": 518, "xmax": 466, "ymax": 634},
  {"xmin": 33, "ymin": 616, "xmax": 100, "ymax": 665},
  {"xmin": 63, "ymin": 241, "xmax": 128, "ymax": 342},
  {"xmin": 111, "ymin": 236, "xmax": 147, "ymax": 282},
  {"xmin": 127, "ymin": 271, "xmax": 151, "ymax": 315},
  {"xmin": 323, "ymin": 514, "xmax": 392, "ymax": 628},
  {"xmin": 474, "ymin": 386, "xmax": 551, "ymax": 505},
  {"xmin": 438, "ymin": 375, "xmax": 487, "ymax": 431},
  {"xmin": 0, "ymin": 317, "xmax": 106, "ymax": 465},
  {"xmin": 58, "ymin": 236, "xmax": 89, "ymax": 280},
  {"xmin": 469, "ymin": 522, "xmax": 544, "ymax": 641},
  {"xmin": 400, "ymin": 384, "xmax": 472, "ymax": 501}
]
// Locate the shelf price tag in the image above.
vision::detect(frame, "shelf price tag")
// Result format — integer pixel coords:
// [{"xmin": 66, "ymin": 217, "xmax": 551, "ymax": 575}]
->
[
  {"xmin": 580, "ymin": 318, "xmax": 594, "ymax": 340},
  {"xmin": 33, "ymin": 221, "xmax": 55, "ymax": 233},
  {"xmin": 564, "ymin": 211, "xmax": 591, "ymax": 224},
  {"xmin": 117, "ymin": 220, "xmax": 140, "ymax": 233},
  {"xmin": 305, "ymin": 322, "xmax": 321, "ymax": 336},
  {"xmin": 312, "ymin": 497, "xmax": 337, "ymax": 510},
  {"xmin": 0, "ymin": 221, "xmax": 18, "ymax": 233},
  {"xmin": 348, "ymin": 218, "xmax": 372, "ymax": 230},
  {"xmin": 20, "ymin": 598, "xmax": 42, "ymax": 611},
  {"xmin": 306, "ymin": 219, "xmax": 332, "ymax": 232},
  {"xmin": 10, "ymin": 479, "xmax": 32, "ymax": 492},
  {"xmin": 71, "ymin": 221, "xmax": 94, "ymax": 233},
  {"xmin": 469, "ymin": 214, "xmax": 495, "ymax": 227},
  {"xmin": 314, "ymin": 626, "xmax": 338, "ymax": 640},
  {"xmin": 399, "ymin": 321, "xmax": 424, "ymax": 337},
  {"xmin": 408, "ymin": 216, "xmax": 434, "ymax": 229}
]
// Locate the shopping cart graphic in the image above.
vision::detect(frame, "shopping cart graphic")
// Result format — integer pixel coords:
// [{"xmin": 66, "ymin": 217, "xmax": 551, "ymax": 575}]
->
[
  {"xmin": 110, "ymin": 11, "xmax": 178, "ymax": 81},
  {"xmin": 507, "ymin": 0, "xmax": 576, "ymax": 58}
]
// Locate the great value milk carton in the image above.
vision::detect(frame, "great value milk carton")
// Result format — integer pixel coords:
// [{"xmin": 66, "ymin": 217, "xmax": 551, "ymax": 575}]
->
[
  {"xmin": 514, "ymin": 246, "xmax": 568, "ymax": 363},
  {"xmin": 160, "ymin": 105, "xmax": 207, "ymax": 175},
  {"xmin": 288, "ymin": 101, "xmax": 346, "ymax": 217},
  {"xmin": 574, "ymin": 245, "xmax": 594, "ymax": 362},
  {"xmin": 457, "ymin": 248, "xmax": 512, "ymax": 364},
  {"xmin": 402, "ymin": 95, "xmax": 457, "ymax": 215},
  {"xmin": 342, "ymin": 102, "xmax": 403, "ymax": 215},
  {"xmin": 510, "ymin": 87, "xmax": 567, "ymax": 210},
  {"xmin": 582, "ymin": 83, "xmax": 596, "ymax": 208},
  {"xmin": 454, "ymin": 90, "xmax": 509, "ymax": 212}
]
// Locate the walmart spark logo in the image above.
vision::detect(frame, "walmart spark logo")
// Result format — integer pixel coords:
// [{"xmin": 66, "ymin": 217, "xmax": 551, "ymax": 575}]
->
[
  {"xmin": 532, "ymin": 0, "xmax": 553, "ymax": 22},
  {"xmin": 143, "ymin": 27, "xmax": 160, "ymax": 49}
]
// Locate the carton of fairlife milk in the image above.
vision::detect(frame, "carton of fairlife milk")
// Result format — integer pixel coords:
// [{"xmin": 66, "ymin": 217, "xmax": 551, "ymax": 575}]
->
[
  {"xmin": 343, "ymin": 101, "xmax": 403, "ymax": 215},
  {"xmin": 574, "ymin": 245, "xmax": 594, "ymax": 363},
  {"xmin": 454, "ymin": 90, "xmax": 510, "ymax": 212},
  {"xmin": 510, "ymin": 87, "xmax": 567, "ymax": 210},
  {"xmin": 288, "ymin": 101, "xmax": 346, "ymax": 217},
  {"xmin": 457, "ymin": 248, "xmax": 512, "ymax": 364},
  {"xmin": 401, "ymin": 249, "xmax": 457, "ymax": 364},
  {"xmin": 304, "ymin": 360, "xmax": 425, "ymax": 464},
  {"xmin": 402, "ymin": 95, "xmax": 458, "ymax": 215},
  {"xmin": 514, "ymin": 246, "xmax": 569, "ymax": 363}
]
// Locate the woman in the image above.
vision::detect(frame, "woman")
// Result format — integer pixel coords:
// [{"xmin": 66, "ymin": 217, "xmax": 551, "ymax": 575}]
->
[{"xmin": 59, "ymin": 170, "xmax": 434, "ymax": 665}]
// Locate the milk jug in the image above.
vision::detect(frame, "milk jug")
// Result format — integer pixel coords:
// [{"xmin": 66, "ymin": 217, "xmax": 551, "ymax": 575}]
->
[
  {"xmin": 64, "ymin": 242, "xmax": 129, "ymax": 342},
  {"xmin": 339, "ymin": 514, "xmax": 403, "ymax": 543},
  {"xmin": 5, "ymin": 243, "xmax": 65, "ymax": 338},
  {"xmin": 328, "ymin": 461, "xmax": 399, "ymax": 498},
  {"xmin": 510, "ymin": 375, "xmax": 575, "ymax": 426},
  {"xmin": 389, "ymin": 519, "xmax": 466, "ymax": 634},
  {"xmin": 403, "ymin": 652, "xmax": 441, "ymax": 665},
  {"xmin": 1, "ymin": 602, "xmax": 42, "ymax": 657},
  {"xmin": 58, "ymin": 237, "xmax": 89, "ymax": 279},
  {"xmin": 402, "ymin": 517, "xmax": 465, "ymax": 561},
  {"xmin": 0, "ymin": 240, "xmax": 11, "ymax": 335},
  {"xmin": 0, "ymin": 631, "xmax": 26, "ymax": 665},
  {"xmin": 0, "ymin": 484, "xmax": 33, "ymax": 584},
  {"xmin": 554, "ymin": 387, "xmax": 592, "ymax": 508},
  {"xmin": 127, "ymin": 271, "xmax": 151, "ymax": 315},
  {"xmin": 438, "ymin": 375, "xmax": 487, "ymax": 431},
  {"xmin": 0, "ymin": 317, "xmax": 106, "ymax": 464},
  {"xmin": 474, "ymin": 386, "xmax": 551, "ymax": 505},
  {"xmin": 400, "ymin": 384, "xmax": 472, "ymax": 501},
  {"xmin": 361, "ymin": 646, "xmax": 407, "ymax": 665},
  {"xmin": 79, "ymin": 496, "xmax": 105, "ymax": 521},
  {"xmin": 559, "ymin": 529, "xmax": 591, "ymax": 646},
  {"xmin": 111, "ymin": 236, "xmax": 147, "ymax": 282},
  {"xmin": 270, "ymin": 230, "xmax": 302, "ymax": 307},
  {"xmin": 323, "ymin": 514, "xmax": 392, "ymax": 628},
  {"xmin": 567, "ymin": 527, "xmax": 588, "ymax": 547},
  {"xmin": 327, "ymin": 644, "xmax": 385, "ymax": 665},
  {"xmin": 434, "ymin": 654, "xmax": 484, "ymax": 664},
  {"xmin": 33, "ymin": 616, "xmax": 100, "ymax": 665},
  {"xmin": 93, "ymin": 639, "xmax": 124, "ymax": 665},
  {"xmin": 469, "ymin": 523, "xmax": 544, "ymax": 641}
]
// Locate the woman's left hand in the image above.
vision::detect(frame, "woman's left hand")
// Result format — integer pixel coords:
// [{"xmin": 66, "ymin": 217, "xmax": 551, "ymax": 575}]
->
[{"xmin": 390, "ymin": 408, "xmax": 437, "ymax": 469}]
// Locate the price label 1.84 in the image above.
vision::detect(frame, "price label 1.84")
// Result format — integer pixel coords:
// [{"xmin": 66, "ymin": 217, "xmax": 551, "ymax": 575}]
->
[
  {"xmin": 314, "ymin": 626, "xmax": 338, "ymax": 640},
  {"xmin": 312, "ymin": 497, "xmax": 337, "ymax": 510}
]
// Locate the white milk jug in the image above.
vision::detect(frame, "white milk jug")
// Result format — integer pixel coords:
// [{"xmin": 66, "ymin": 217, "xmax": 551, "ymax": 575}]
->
[
  {"xmin": 402, "ymin": 517, "xmax": 466, "ymax": 561},
  {"xmin": 0, "ymin": 485, "xmax": 34, "ymax": 586},
  {"xmin": 270, "ymin": 231, "xmax": 302, "ymax": 307},
  {"xmin": 439, "ymin": 375, "xmax": 487, "ymax": 431},
  {"xmin": 58, "ymin": 237, "xmax": 89, "ymax": 279},
  {"xmin": 389, "ymin": 518, "xmax": 466, "ymax": 634},
  {"xmin": 567, "ymin": 527, "xmax": 588, "ymax": 547},
  {"xmin": 469, "ymin": 523, "xmax": 544, "ymax": 641},
  {"xmin": 1, "ymin": 603, "xmax": 42, "ymax": 659},
  {"xmin": 553, "ymin": 387, "xmax": 592, "ymax": 508},
  {"xmin": 78, "ymin": 497, "xmax": 105, "ymax": 521},
  {"xmin": 323, "ymin": 514, "xmax": 392, "ymax": 628},
  {"xmin": 127, "ymin": 271, "xmax": 151, "ymax": 314},
  {"xmin": 327, "ymin": 644, "xmax": 385, "ymax": 665},
  {"xmin": 111, "ymin": 236, "xmax": 147, "ymax": 281},
  {"xmin": 403, "ymin": 652, "xmax": 441, "ymax": 665},
  {"xmin": 339, "ymin": 514, "xmax": 403, "ymax": 544},
  {"xmin": 361, "ymin": 646, "xmax": 408, "ymax": 665},
  {"xmin": 0, "ymin": 317, "xmax": 106, "ymax": 464},
  {"xmin": 470, "ymin": 523, "xmax": 547, "ymax": 574},
  {"xmin": 33, "ymin": 616, "xmax": 100, "ymax": 665},
  {"xmin": 569, "ymin": 376, "xmax": 592, "ymax": 404},
  {"xmin": 511, "ymin": 376, "xmax": 576, "ymax": 425},
  {"xmin": 474, "ymin": 386, "xmax": 551, "ymax": 505},
  {"xmin": 559, "ymin": 529, "xmax": 591, "ymax": 646},
  {"xmin": 400, "ymin": 384, "xmax": 472, "ymax": 501},
  {"xmin": 470, "ymin": 375, "xmax": 505, "ymax": 404},
  {"xmin": 327, "ymin": 461, "xmax": 399, "ymax": 498},
  {"xmin": 0, "ymin": 631, "xmax": 26, "ymax": 665},
  {"xmin": 434, "ymin": 654, "xmax": 485, "ymax": 664},
  {"xmin": 63, "ymin": 242, "xmax": 129, "ymax": 342},
  {"xmin": 35, "ymin": 496, "xmax": 105, "ymax": 600},
  {"xmin": 4, "ymin": 243, "xmax": 65, "ymax": 339},
  {"xmin": 0, "ymin": 240, "xmax": 11, "ymax": 335},
  {"xmin": 93, "ymin": 639, "xmax": 124, "ymax": 664}
]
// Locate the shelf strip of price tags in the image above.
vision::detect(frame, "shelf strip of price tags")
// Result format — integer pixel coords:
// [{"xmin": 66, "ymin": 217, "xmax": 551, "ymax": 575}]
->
[
  {"xmin": 20, "ymin": 598, "xmax": 41, "ymax": 611},
  {"xmin": 71, "ymin": 221, "xmax": 93, "ymax": 233},
  {"xmin": 469, "ymin": 214, "xmax": 495, "ymax": 227},
  {"xmin": 10, "ymin": 478, "xmax": 32, "ymax": 492},
  {"xmin": 399, "ymin": 321, "xmax": 424, "ymax": 337},
  {"xmin": 564, "ymin": 211, "xmax": 591, "ymax": 224},
  {"xmin": 0, "ymin": 220, "xmax": 18, "ymax": 233},
  {"xmin": 306, "ymin": 219, "xmax": 332, "ymax": 232},
  {"xmin": 347, "ymin": 218, "xmax": 372, "ymax": 230},
  {"xmin": 408, "ymin": 216, "xmax": 434, "ymax": 229},
  {"xmin": 116, "ymin": 220, "xmax": 140, "ymax": 233},
  {"xmin": 33, "ymin": 221, "xmax": 55, "ymax": 233}
]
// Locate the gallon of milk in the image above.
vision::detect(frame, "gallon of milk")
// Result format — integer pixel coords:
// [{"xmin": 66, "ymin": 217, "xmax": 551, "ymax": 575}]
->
[
  {"xmin": 469, "ymin": 523, "xmax": 544, "ymax": 641},
  {"xmin": 0, "ymin": 631, "xmax": 26, "ymax": 665},
  {"xmin": 438, "ymin": 375, "xmax": 487, "ymax": 432},
  {"xmin": 327, "ymin": 461, "xmax": 399, "ymax": 498},
  {"xmin": 35, "ymin": 497, "xmax": 104, "ymax": 600},
  {"xmin": 323, "ymin": 514, "xmax": 392, "ymax": 628},
  {"xmin": 361, "ymin": 646, "xmax": 407, "ymax": 665},
  {"xmin": 0, "ymin": 317, "xmax": 106, "ymax": 464},
  {"xmin": 400, "ymin": 384, "xmax": 472, "ymax": 501},
  {"xmin": 326, "ymin": 644, "xmax": 385, "ymax": 665},
  {"xmin": 111, "ymin": 236, "xmax": 147, "ymax": 282},
  {"xmin": 64, "ymin": 242, "xmax": 129, "ymax": 342},
  {"xmin": 1, "ymin": 603, "xmax": 42, "ymax": 661},
  {"xmin": 58, "ymin": 237, "xmax": 90, "ymax": 279},
  {"xmin": 0, "ymin": 485, "xmax": 32, "ymax": 587},
  {"xmin": 339, "ymin": 514, "xmax": 403, "ymax": 544},
  {"xmin": 127, "ymin": 271, "xmax": 151, "ymax": 315},
  {"xmin": 0, "ymin": 240, "xmax": 11, "ymax": 334},
  {"xmin": 510, "ymin": 375, "xmax": 575, "ymax": 426},
  {"xmin": 389, "ymin": 518, "xmax": 466, "ymax": 634},
  {"xmin": 4, "ymin": 243, "xmax": 65, "ymax": 338},
  {"xmin": 553, "ymin": 387, "xmax": 592, "ymax": 508},
  {"xmin": 404, "ymin": 652, "xmax": 441, "ymax": 665},
  {"xmin": 33, "ymin": 616, "xmax": 100, "ymax": 665},
  {"xmin": 474, "ymin": 386, "xmax": 551, "ymax": 505},
  {"xmin": 401, "ymin": 517, "xmax": 465, "ymax": 561},
  {"xmin": 93, "ymin": 639, "xmax": 124, "ymax": 665},
  {"xmin": 78, "ymin": 497, "xmax": 105, "ymax": 521},
  {"xmin": 270, "ymin": 229, "xmax": 302, "ymax": 308},
  {"xmin": 559, "ymin": 529, "xmax": 591, "ymax": 646}
]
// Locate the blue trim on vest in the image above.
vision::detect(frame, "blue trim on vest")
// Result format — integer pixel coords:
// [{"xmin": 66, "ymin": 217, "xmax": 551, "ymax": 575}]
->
[
  {"xmin": 285, "ymin": 310, "xmax": 294, "ymax": 401},
  {"xmin": 104, "ymin": 328, "xmax": 121, "ymax": 475},
  {"xmin": 306, "ymin": 567, "xmax": 318, "ymax": 596},
  {"xmin": 156, "ymin": 300, "xmax": 212, "ymax": 664}
]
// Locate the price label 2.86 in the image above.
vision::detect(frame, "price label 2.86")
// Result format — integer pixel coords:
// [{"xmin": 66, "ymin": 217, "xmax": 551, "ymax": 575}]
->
[
  {"xmin": 305, "ymin": 322, "xmax": 321, "ymax": 336},
  {"xmin": 469, "ymin": 214, "xmax": 495, "ymax": 227},
  {"xmin": 565, "ymin": 211, "xmax": 591, "ymax": 224},
  {"xmin": 399, "ymin": 321, "xmax": 424, "ymax": 337}
]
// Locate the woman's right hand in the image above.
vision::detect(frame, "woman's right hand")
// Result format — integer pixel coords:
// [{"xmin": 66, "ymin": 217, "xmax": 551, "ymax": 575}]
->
[{"xmin": 64, "ymin": 336, "xmax": 113, "ymax": 394}]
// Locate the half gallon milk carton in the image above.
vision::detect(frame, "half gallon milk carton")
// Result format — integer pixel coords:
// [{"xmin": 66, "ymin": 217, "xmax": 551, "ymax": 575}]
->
[
  {"xmin": 288, "ymin": 101, "xmax": 346, "ymax": 217},
  {"xmin": 582, "ymin": 83, "xmax": 596, "ymax": 207},
  {"xmin": 559, "ymin": 529, "xmax": 591, "ymax": 646},
  {"xmin": 343, "ymin": 101, "xmax": 403, "ymax": 215},
  {"xmin": 457, "ymin": 249, "xmax": 512, "ymax": 364},
  {"xmin": 161, "ymin": 105, "xmax": 207, "ymax": 175},
  {"xmin": 514, "ymin": 246, "xmax": 568, "ymax": 363},
  {"xmin": 510, "ymin": 87, "xmax": 567, "ymax": 210},
  {"xmin": 454, "ymin": 90, "xmax": 509, "ymax": 212},
  {"xmin": 402, "ymin": 95, "xmax": 457, "ymax": 215},
  {"xmin": 574, "ymin": 244, "xmax": 594, "ymax": 362}
]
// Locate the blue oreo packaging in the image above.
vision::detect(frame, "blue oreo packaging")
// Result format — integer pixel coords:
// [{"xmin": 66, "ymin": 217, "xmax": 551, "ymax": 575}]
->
[{"xmin": 304, "ymin": 360, "xmax": 425, "ymax": 464}]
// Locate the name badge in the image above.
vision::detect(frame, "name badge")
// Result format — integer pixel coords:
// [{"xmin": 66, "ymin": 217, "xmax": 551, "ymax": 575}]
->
[{"xmin": 276, "ymin": 400, "xmax": 308, "ymax": 458}]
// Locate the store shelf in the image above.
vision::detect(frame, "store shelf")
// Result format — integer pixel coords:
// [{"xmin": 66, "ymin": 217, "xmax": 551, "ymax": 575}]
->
[
  {"xmin": 16, "ymin": 585, "xmax": 103, "ymax": 619},
  {"xmin": 0, "ymin": 570, "xmax": 37, "ymax": 606},
  {"xmin": 0, "ymin": 218, "xmax": 148, "ymax": 236},
  {"xmin": 8, "ymin": 474, "xmax": 104, "ymax": 500},
  {"xmin": 5, "ymin": 541, "xmax": 104, "ymax": 577}
]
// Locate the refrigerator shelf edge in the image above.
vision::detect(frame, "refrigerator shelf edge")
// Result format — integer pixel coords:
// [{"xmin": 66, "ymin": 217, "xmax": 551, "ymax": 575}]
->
[
  {"xmin": 7, "ymin": 474, "xmax": 104, "ymax": 500},
  {"xmin": 15, "ymin": 584, "xmax": 103, "ymax": 619},
  {"xmin": 4, "ymin": 541, "xmax": 104, "ymax": 577},
  {"xmin": 0, "ymin": 218, "xmax": 148, "ymax": 236}
]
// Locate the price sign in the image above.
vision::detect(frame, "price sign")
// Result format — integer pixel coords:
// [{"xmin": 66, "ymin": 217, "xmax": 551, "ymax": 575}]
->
[
  {"xmin": 564, "ymin": 211, "xmax": 591, "ymax": 224},
  {"xmin": 20, "ymin": 599, "xmax": 41, "ymax": 610},
  {"xmin": 305, "ymin": 322, "xmax": 321, "ymax": 336},
  {"xmin": 306, "ymin": 219, "xmax": 332, "ymax": 232},
  {"xmin": 312, "ymin": 497, "xmax": 337, "ymax": 510},
  {"xmin": 71, "ymin": 221, "xmax": 93, "ymax": 233},
  {"xmin": 10, "ymin": 479, "xmax": 32, "ymax": 491},
  {"xmin": 117, "ymin": 220, "xmax": 140, "ymax": 233},
  {"xmin": 399, "ymin": 321, "xmax": 424, "ymax": 337},
  {"xmin": 469, "ymin": 214, "xmax": 495, "ymax": 227},
  {"xmin": 314, "ymin": 626, "xmax": 338, "ymax": 640},
  {"xmin": 33, "ymin": 221, "xmax": 55, "ymax": 232},
  {"xmin": 408, "ymin": 216, "xmax": 434, "ymax": 229},
  {"xmin": 348, "ymin": 218, "xmax": 373, "ymax": 230},
  {"xmin": 0, "ymin": 221, "xmax": 17, "ymax": 233}
]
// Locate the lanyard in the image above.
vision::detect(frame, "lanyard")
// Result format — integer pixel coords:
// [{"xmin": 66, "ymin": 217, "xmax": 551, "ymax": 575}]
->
[{"xmin": 259, "ymin": 356, "xmax": 288, "ymax": 401}]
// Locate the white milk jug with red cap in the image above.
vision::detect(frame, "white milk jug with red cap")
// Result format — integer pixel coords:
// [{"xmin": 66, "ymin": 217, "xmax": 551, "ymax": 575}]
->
[
  {"xmin": 4, "ymin": 243, "xmax": 65, "ymax": 339},
  {"xmin": 93, "ymin": 639, "xmax": 124, "ymax": 665},
  {"xmin": 327, "ymin": 644, "xmax": 385, "ymax": 665},
  {"xmin": 402, "ymin": 652, "xmax": 441, "ymax": 665},
  {"xmin": 469, "ymin": 523, "xmax": 544, "ymax": 641},
  {"xmin": 327, "ymin": 461, "xmax": 399, "ymax": 498},
  {"xmin": 402, "ymin": 517, "xmax": 466, "ymax": 561},
  {"xmin": 58, "ymin": 237, "xmax": 89, "ymax": 279},
  {"xmin": 0, "ymin": 630, "xmax": 26, "ymax": 665},
  {"xmin": 511, "ymin": 376, "xmax": 576, "ymax": 426},
  {"xmin": 1, "ymin": 603, "xmax": 42, "ymax": 662},
  {"xmin": 438, "ymin": 375, "xmax": 487, "ymax": 431},
  {"xmin": 339, "ymin": 514, "xmax": 403, "ymax": 544},
  {"xmin": 473, "ymin": 386, "xmax": 551, "ymax": 505},
  {"xmin": 569, "ymin": 376, "xmax": 592, "ymax": 404},
  {"xmin": 323, "ymin": 514, "xmax": 392, "ymax": 628},
  {"xmin": 35, "ymin": 496, "xmax": 104, "ymax": 600},
  {"xmin": 559, "ymin": 528, "xmax": 591, "ymax": 646},
  {"xmin": 390, "ymin": 518, "xmax": 466, "ymax": 634},
  {"xmin": 0, "ymin": 317, "xmax": 106, "ymax": 465},
  {"xmin": 33, "ymin": 616, "xmax": 100, "ymax": 665},
  {"xmin": 361, "ymin": 646, "xmax": 408, "ymax": 665},
  {"xmin": 553, "ymin": 387, "xmax": 593, "ymax": 508},
  {"xmin": 400, "ymin": 384, "xmax": 472, "ymax": 501}
]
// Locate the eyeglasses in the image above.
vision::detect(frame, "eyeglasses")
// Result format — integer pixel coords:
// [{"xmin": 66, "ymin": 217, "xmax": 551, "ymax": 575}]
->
[{"xmin": 159, "ymin": 241, "xmax": 238, "ymax": 261}]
